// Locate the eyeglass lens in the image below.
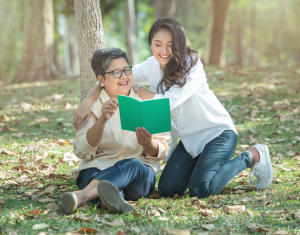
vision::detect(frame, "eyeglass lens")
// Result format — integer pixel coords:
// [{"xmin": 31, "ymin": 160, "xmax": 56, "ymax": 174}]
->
[{"xmin": 113, "ymin": 67, "xmax": 132, "ymax": 78}]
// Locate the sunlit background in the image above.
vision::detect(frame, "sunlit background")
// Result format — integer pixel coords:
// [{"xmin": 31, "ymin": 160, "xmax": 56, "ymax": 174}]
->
[{"xmin": 0, "ymin": 0, "xmax": 299, "ymax": 84}]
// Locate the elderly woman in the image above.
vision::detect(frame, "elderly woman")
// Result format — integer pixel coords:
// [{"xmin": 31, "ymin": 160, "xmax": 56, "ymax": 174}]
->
[{"xmin": 59, "ymin": 48, "xmax": 171, "ymax": 214}]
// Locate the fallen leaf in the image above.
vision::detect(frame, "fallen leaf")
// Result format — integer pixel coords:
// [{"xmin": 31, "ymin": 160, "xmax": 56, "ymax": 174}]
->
[
  {"xmin": 272, "ymin": 230, "xmax": 288, "ymax": 235},
  {"xmin": 44, "ymin": 202, "xmax": 58, "ymax": 211},
  {"xmin": 52, "ymin": 93, "xmax": 64, "ymax": 100},
  {"xmin": 224, "ymin": 205, "xmax": 245, "ymax": 214},
  {"xmin": 160, "ymin": 226, "xmax": 190, "ymax": 235},
  {"xmin": 11, "ymin": 132, "xmax": 24, "ymax": 138},
  {"xmin": 0, "ymin": 147, "xmax": 17, "ymax": 156},
  {"xmin": 38, "ymin": 197, "xmax": 55, "ymax": 203},
  {"xmin": 32, "ymin": 223, "xmax": 49, "ymax": 230},
  {"xmin": 0, "ymin": 199, "xmax": 5, "ymax": 204},
  {"xmin": 28, "ymin": 209, "xmax": 45, "ymax": 217},
  {"xmin": 286, "ymin": 150, "xmax": 295, "ymax": 157},
  {"xmin": 24, "ymin": 189, "xmax": 39, "ymax": 196},
  {"xmin": 5, "ymin": 228, "xmax": 18, "ymax": 235},
  {"xmin": 133, "ymin": 209, "xmax": 142, "ymax": 217},
  {"xmin": 77, "ymin": 227, "xmax": 98, "ymax": 234},
  {"xmin": 64, "ymin": 102, "xmax": 72, "ymax": 110},
  {"xmin": 63, "ymin": 152, "xmax": 80, "ymax": 163},
  {"xmin": 201, "ymin": 224, "xmax": 214, "ymax": 231},
  {"xmin": 21, "ymin": 101, "xmax": 32, "ymax": 110},
  {"xmin": 105, "ymin": 218, "xmax": 125, "ymax": 227},
  {"xmin": 1, "ymin": 114, "xmax": 11, "ymax": 122},
  {"xmin": 43, "ymin": 184, "xmax": 58, "ymax": 194},
  {"xmin": 116, "ymin": 231, "xmax": 124, "ymax": 235},
  {"xmin": 158, "ymin": 217, "xmax": 169, "ymax": 221},
  {"xmin": 35, "ymin": 117, "xmax": 49, "ymax": 123}
]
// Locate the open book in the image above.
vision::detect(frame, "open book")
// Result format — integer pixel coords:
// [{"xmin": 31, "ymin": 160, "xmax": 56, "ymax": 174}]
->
[{"xmin": 118, "ymin": 95, "xmax": 171, "ymax": 134}]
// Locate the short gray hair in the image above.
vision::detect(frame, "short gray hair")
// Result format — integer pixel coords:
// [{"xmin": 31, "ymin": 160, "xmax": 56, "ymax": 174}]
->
[{"xmin": 91, "ymin": 47, "xmax": 129, "ymax": 80}]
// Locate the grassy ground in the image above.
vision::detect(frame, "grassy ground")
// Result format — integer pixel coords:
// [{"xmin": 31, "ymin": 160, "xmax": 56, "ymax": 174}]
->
[{"xmin": 0, "ymin": 67, "xmax": 300, "ymax": 235}]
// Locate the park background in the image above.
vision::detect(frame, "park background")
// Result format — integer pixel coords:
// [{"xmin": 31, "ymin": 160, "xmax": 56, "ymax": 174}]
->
[{"xmin": 0, "ymin": 0, "xmax": 300, "ymax": 234}]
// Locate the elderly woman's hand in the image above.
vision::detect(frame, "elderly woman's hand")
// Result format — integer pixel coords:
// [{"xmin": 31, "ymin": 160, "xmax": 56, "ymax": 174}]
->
[
  {"xmin": 136, "ymin": 127, "xmax": 152, "ymax": 145},
  {"xmin": 100, "ymin": 98, "xmax": 119, "ymax": 122}
]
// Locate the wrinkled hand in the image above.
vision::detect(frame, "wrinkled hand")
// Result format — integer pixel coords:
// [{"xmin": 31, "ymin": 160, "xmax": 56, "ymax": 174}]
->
[
  {"xmin": 136, "ymin": 127, "xmax": 152, "ymax": 146},
  {"xmin": 101, "ymin": 98, "xmax": 118, "ymax": 122},
  {"xmin": 73, "ymin": 99, "xmax": 93, "ymax": 130}
]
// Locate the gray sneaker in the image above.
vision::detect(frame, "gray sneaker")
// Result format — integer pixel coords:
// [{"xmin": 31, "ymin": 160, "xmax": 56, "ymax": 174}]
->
[
  {"xmin": 249, "ymin": 144, "xmax": 273, "ymax": 189},
  {"xmin": 97, "ymin": 180, "xmax": 133, "ymax": 214}
]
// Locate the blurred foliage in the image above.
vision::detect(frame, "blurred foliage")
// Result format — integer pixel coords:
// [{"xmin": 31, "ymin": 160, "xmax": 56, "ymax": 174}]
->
[{"xmin": 0, "ymin": 0, "xmax": 299, "ymax": 84}]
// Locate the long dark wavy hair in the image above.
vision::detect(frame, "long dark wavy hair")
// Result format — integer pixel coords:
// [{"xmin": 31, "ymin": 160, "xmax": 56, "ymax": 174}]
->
[{"xmin": 148, "ymin": 18, "xmax": 199, "ymax": 94}]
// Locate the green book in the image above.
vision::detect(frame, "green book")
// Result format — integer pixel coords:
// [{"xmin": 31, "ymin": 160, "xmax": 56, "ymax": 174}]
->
[{"xmin": 117, "ymin": 95, "xmax": 171, "ymax": 134}]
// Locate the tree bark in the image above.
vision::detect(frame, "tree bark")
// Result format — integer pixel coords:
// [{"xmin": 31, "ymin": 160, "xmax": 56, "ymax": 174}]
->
[
  {"xmin": 12, "ymin": 0, "xmax": 55, "ymax": 83},
  {"xmin": 208, "ymin": 0, "xmax": 230, "ymax": 67},
  {"xmin": 125, "ymin": 0, "xmax": 138, "ymax": 66},
  {"xmin": 74, "ymin": 0, "xmax": 106, "ymax": 101},
  {"xmin": 154, "ymin": 0, "xmax": 177, "ymax": 21},
  {"xmin": 234, "ymin": 11, "xmax": 243, "ymax": 67}
]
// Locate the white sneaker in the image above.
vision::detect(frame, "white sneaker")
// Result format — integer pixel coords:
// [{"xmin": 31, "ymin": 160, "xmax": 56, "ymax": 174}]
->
[{"xmin": 249, "ymin": 144, "xmax": 273, "ymax": 189}]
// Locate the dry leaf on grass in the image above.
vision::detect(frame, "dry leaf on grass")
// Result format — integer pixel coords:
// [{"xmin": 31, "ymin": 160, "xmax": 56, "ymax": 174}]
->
[
  {"xmin": 25, "ymin": 189, "xmax": 39, "ymax": 196},
  {"xmin": 272, "ymin": 230, "xmax": 288, "ymax": 235},
  {"xmin": 77, "ymin": 227, "xmax": 98, "ymax": 234},
  {"xmin": 201, "ymin": 224, "xmax": 214, "ymax": 231},
  {"xmin": 160, "ymin": 226, "xmax": 190, "ymax": 235},
  {"xmin": 63, "ymin": 152, "xmax": 80, "ymax": 163},
  {"xmin": 133, "ymin": 209, "xmax": 142, "ymax": 217},
  {"xmin": 32, "ymin": 223, "xmax": 49, "ymax": 230},
  {"xmin": 5, "ymin": 228, "xmax": 18, "ymax": 235},
  {"xmin": 224, "ymin": 205, "xmax": 245, "ymax": 214},
  {"xmin": 158, "ymin": 217, "xmax": 169, "ymax": 221},
  {"xmin": 1, "ymin": 114, "xmax": 11, "ymax": 122},
  {"xmin": 28, "ymin": 209, "xmax": 45, "ymax": 217},
  {"xmin": 44, "ymin": 202, "xmax": 58, "ymax": 211},
  {"xmin": 11, "ymin": 132, "xmax": 24, "ymax": 138},
  {"xmin": 0, "ymin": 147, "xmax": 17, "ymax": 156},
  {"xmin": 0, "ymin": 199, "xmax": 5, "ymax": 204},
  {"xmin": 98, "ymin": 217, "xmax": 125, "ymax": 227},
  {"xmin": 43, "ymin": 184, "xmax": 58, "ymax": 194}
]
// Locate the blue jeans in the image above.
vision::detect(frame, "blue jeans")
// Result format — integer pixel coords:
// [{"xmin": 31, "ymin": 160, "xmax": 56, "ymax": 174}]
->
[
  {"xmin": 158, "ymin": 130, "xmax": 252, "ymax": 198},
  {"xmin": 76, "ymin": 158, "xmax": 156, "ymax": 207}
]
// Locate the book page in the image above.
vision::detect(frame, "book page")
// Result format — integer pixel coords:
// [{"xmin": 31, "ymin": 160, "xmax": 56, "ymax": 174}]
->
[
  {"xmin": 118, "ymin": 95, "xmax": 142, "ymax": 132},
  {"xmin": 141, "ymin": 98, "xmax": 171, "ymax": 134}
]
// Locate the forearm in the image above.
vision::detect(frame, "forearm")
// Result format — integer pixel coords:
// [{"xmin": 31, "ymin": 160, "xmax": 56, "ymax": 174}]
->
[
  {"xmin": 142, "ymin": 139, "xmax": 159, "ymax": 157},
  {"xmin": 136, "ymin": 87, "xmax": 156, "ymax": 100},
  {"xmin": 83, "ymin": 83, "xmax": 102, "ymax": 103},
  {"xmin": 86, "ymin": 116, "xmax": 107, "ymax": 147}
]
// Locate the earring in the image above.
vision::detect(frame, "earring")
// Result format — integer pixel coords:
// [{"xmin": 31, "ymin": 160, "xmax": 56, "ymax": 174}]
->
[{"xmin": 101, "ymin": 84, "xmax": 104, "ymax": 87}]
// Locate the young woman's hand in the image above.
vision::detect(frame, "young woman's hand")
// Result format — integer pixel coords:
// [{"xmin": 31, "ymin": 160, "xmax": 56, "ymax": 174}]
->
[
  {"xmin": 100, "ymin": 98, "xmax": 119, "ymax": 122},
  {"xmin": 136, "ymin": 127, "xmax": 152, "ymax": 145},
  {"xmin": 73, "ymin": 98, "xmax": 93, "ymax": 130}
]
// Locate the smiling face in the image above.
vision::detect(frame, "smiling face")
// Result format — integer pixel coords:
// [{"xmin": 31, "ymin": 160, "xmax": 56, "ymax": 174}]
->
[
  {"xmin": 98, "ymin": 57, "xmax": 132, "ymax": 99},
  {"xmin": 150, "ymin": 29, "xmax": 173, "ymax": 70}
]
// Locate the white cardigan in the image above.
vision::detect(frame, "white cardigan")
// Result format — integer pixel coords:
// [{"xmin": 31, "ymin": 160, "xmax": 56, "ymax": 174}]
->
[{"xmin": 132, "ymin": 56, "xmax": 237, "ymax": 160}]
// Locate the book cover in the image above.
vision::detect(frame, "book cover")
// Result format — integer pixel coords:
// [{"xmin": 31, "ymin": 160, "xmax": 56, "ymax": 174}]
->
[{"xmin": 118, "ymin": 95, "xmax": 171, "ymax": 134}]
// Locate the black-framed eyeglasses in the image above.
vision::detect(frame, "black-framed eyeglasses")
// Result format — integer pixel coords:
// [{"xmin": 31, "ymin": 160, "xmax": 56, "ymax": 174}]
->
[{"xmin": 100, "ymin": 66, "xmax": 132, "ymax": 78}]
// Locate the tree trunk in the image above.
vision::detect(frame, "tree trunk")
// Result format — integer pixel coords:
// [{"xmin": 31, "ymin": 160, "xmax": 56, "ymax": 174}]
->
[
  {"xmin": 12, "ymin": 0, "xmax": 55, "ymax": 83},
  {"xmin": 234, "ymin": 11, "xmax": 243, "ymax": 67},
  {"xmin": 0, "ymin": 0, "xmax": 22, "ymax": 83},
  {"xmin": 208, "ymin": 0, "xmax": 230, "ymax": 67},
  {"xmin": 154, "ymin": 0, "xmax": 177, "ymax": 21},
  {"xmin": 125, "ymin": 0, "xmax": 138, "ymax": 66},
  {"xmin": 74, "ymin": 0, "xmax": 106, "ymax": 101}
]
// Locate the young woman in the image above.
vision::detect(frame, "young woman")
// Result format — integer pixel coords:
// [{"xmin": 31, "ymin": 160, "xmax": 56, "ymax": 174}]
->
[
  {"xmin": 60, "ymin": 48, "xmax": 171, "ymax": 214},
  {"xmin": 74, "ymin": 18, "xmax": 273, "ymax": 198}
]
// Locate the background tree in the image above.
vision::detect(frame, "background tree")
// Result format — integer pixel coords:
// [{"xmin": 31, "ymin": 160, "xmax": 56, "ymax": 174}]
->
[
  {"xmin": 154, "ymin": 0, "xmax": 177, "ymax": 21},
  {"xmin": 208, "ymin": 0, "xmax": 230, "ymax": 67},
  {"xmin": 125, "ymin": 0, "xmax": 138, "ymax": 65},
  {"xmin": 12, "ymin": 0, "xmax": 55, "ymax": 83},
  {"xmin": 74, "ymin": 0, "xmax": 106, "ymax": 101},
  {"xmin": 0, "ymin": 0, "xmax": 23, "ymax": 83}
]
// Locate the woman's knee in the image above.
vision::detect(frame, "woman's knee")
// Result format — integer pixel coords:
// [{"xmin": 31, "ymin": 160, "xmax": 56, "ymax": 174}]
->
[{"xmin": 189, "ymin": 181, "xmax": 211, "ymax": 198}]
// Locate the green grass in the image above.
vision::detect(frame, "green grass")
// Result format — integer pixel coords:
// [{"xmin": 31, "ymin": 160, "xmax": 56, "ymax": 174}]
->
[{"xmin": 0, "ymin": 67, "xmax": 300, "ymax": 234}]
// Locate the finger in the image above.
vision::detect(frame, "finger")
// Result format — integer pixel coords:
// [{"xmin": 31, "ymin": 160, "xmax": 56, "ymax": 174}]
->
[
  {"xmin": 139, "ymin": 127, "xmax": 148, "ymax": 140},
  {"xmin": 102, "ymin": 108, "xmax": 115, "ymax": 114},
  {"xmin": 141, "ymin": 127, "xmax": 152, "ymax": 138},
  {"xmin": 108, "ymin": 103, "xmax": 117, "ymax": 111},
  {"xmin": 73, "ymin": 116, "xmax": 78, "ymax": 129},
  {"xmin": 76, "ymin": 118, "xmax": 82, "ymax": 131},
  {"xmin": 84, "ymin": 113, "xmax": 90, "ymax": 126},
  {"xmin": 136, "ymin": 128, "xmax": 142, "ymax": 142},
  {"xmin": 111, "ymin": 98, "xmax": 119, "ymax": 106},
  {"xmin": 110, "ymin": 100, "xmax": 118, "ymax": 109}
]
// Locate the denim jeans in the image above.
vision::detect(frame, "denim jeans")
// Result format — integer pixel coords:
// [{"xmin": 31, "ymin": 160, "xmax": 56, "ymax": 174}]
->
[
  {"xmin": 76, "ymin": 158, "xmax": 156, "ymax": 207},
  {"xmin": 158, "ymin": 130, "xmax": 252, "ymax": 198}
]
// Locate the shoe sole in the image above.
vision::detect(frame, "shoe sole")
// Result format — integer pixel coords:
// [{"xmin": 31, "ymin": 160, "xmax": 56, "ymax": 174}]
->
[
  {"xmin": 256, "ymin": 144, "xmax": 273, "ymax": 189},
  {"xmin": 61, "ymin": 192, "xmax": 77, "ymax": 214},
  {"xmin": 97, "ymin": 180, "xmax": 133, "ymax": 214}
]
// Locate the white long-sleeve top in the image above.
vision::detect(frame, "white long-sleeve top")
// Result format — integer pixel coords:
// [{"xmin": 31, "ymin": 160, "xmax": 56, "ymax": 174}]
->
[{"xmin": 132, "ymin": 56, "xmax": 237, "ymax": 160}]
